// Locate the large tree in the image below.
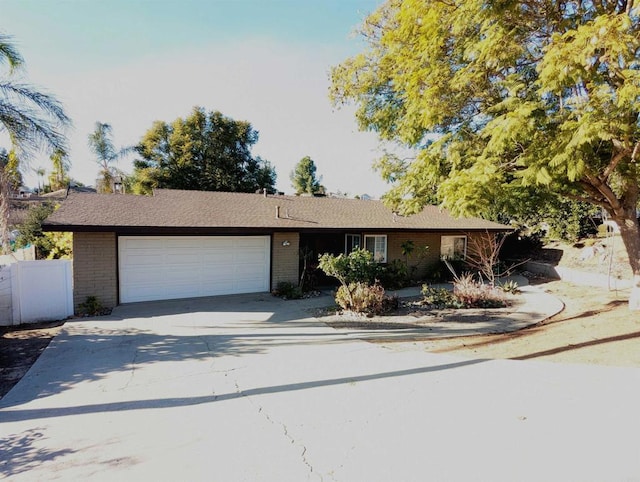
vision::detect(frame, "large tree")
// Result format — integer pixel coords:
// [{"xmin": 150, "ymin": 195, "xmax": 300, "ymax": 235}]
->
[
  {"xmin": 131, "ymin": 107, "xmax": 276, "ymax": 194},
  {"xmin": 0, "ymin": 33, "xmax": 69, "ymax": 252},
  {"xmin": 290, "ymin": 155, "xmax": 325, "ymax": 195},
  {"xmin": 331, "ymin": 0, "xmax": 640, "ymax": 308}
]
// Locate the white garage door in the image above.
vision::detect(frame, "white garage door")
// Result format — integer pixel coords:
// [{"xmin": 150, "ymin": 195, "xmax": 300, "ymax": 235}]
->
[{"xmin": 119, "ymin": 236, "xmax": 271, "ymax": 303}]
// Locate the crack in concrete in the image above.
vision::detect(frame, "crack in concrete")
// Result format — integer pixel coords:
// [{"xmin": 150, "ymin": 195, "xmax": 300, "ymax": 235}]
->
[
  {"xmin": 235, "ymin": 381, "xmax": 321, "ymax": 480},
  {"xmin": 120, "ymin": 348, "xmax": 140, "ymax": 391}
]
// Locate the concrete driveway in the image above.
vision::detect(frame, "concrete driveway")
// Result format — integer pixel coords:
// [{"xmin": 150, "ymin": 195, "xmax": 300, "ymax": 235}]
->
[{"xmin": 1, "ymin": 292, "xmax": 640, "ymax": 481}]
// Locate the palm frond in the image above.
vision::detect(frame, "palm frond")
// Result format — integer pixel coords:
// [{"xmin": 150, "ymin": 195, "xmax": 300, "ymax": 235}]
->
[
  {"xmin": 0, "ymin": 80, "xmax": 71, "ymax": 157},
  {"xmin": 0, "ymin": 33, "xmax": 24, "ymax": 72}
]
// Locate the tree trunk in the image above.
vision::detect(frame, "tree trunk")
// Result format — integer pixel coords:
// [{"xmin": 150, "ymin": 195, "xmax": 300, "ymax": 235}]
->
[
  {"xmin": 614, "ymin": 212, "xmax": 640, "ymax": 310},
  {"xmin": 0, "ymin": 169, "xmax": 12, "ymax": 255}
]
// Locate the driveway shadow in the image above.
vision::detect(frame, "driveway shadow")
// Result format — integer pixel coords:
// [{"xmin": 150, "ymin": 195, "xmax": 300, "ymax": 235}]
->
[{"xmin": 0, "ymin": 357, "xmax": 484, "ymax": 423}]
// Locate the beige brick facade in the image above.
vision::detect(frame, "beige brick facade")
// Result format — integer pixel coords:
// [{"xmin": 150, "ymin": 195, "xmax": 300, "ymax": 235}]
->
[
  {"xmin": 73, "ymin": 232, "xmax": 118, "ymax": 311},
  {"xmin": 271, "ymin": 232, "xmax": 300, "ymax": 288},
  {"xmin": 387, "ymin": 232, "xmax": 444, "ymax": 278}
]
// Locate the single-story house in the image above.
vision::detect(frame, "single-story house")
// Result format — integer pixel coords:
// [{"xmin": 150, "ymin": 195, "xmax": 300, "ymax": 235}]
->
[{"xmin": 42, "ymin": 189, "xmax": 510, "ymax": 309}]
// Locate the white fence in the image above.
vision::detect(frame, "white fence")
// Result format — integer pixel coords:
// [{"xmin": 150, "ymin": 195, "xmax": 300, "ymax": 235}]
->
[{"xmin": 0, "ymin": 259, "xmax": 73, "ymax": 326}]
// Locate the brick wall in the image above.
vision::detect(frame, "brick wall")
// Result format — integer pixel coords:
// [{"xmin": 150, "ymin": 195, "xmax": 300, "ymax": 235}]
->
[
  {"xmin": 271, "ymin": 232, "xmax": 299, "ymax": 288},
  {"xmin": 387, "ymin": 232, "xmax": 443, "ymax": 278},
  {"xmin": 73, "ymin": 232, "xmax": 118, "ymax": 310}
]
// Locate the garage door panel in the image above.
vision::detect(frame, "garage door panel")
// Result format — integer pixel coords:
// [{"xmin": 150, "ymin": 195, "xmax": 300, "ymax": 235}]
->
[
  {"xmin": 121, "ymin": 251, "xmax": 165, "ymax": 264},
  {"xmin": 236, "ymin": 237, "xmax": 267, "ymax": 248},
  {"xmin": 199, "ymin": 252, "xmax": 235, "ymax": 263},
  {"xmin": 122, "ymin": 238, "xmax": 166, "ymax": 250},
  {"xmin": 119, "ymin": 236, "xmax": 271, "ymax": 303},
  {"xmin": 164, "ymin": 252, "xmax": 202, "ymax": 264},
  {"xmin": 237, "ymin": 252, "xmax": 268, "ymax": 264}
]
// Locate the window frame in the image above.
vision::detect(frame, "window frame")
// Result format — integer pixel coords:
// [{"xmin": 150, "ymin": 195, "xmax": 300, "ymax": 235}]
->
[
  {"xmin": 440, "ymin": 235, "xmax": 467, "ymax": 260},
  {"xmin": 344, "ymin": 233, "xmax": 361, "ymax": 255},
  {"xmin": 363, "ymin": 234, "xmax": 388, "ymax": 263}
]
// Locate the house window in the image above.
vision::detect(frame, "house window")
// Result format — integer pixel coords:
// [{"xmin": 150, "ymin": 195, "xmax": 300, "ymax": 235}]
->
[
  {"xmin": 364, "ymin": 235, "xmax": 387, "ymax": 262},
  {"xmin": 345, "ymin": 234, "xmax": 361, "ymax": 254},
  {"xmin": 440, "ymin": 235, "xmax": 466, "ymax": 259}
]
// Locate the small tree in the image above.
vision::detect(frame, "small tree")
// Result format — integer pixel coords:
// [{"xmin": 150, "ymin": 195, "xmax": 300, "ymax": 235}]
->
[
  {"xmin": 464, "ymin": 231, "xmax": 526, "ymax": 287},
  {"xmin": 14, "ymin": 203, "xmax": 63, "ymax": 258},
  {"xmin": 290, "ymin": 156, "xmax": 325, "ymax": 195},
  {"xmin": 48, "ymin": 148, "xmax": 70, "ymax": 191},
  {"xmin": 318, "ymin": 248, "xmax": 381, "ymax": 308}
]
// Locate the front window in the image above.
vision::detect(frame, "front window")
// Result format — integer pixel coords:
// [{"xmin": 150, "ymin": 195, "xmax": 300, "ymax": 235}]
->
[
  {"xmin": 345, "ymin": 234, "xmax": 361, "ymax": 254},
  {"xmin": 440, "ymin": 235, "xmax": 466, "ymax": 259},
  {"xmin": 364, "ymin": 235, "xmax": 387, "ymax": 262}
]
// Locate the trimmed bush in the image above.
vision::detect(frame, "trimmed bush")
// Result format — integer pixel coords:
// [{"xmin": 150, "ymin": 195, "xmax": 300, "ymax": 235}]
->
[{"xmin": 335, "ymin": 282, "xmax": 398, "ymax": 315}]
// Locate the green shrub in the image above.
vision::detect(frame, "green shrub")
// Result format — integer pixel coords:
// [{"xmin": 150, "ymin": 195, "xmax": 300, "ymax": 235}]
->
[
  {"xmin": 272, "ymin": 281, "xmax": 303, "ymax": 299},
  {"xmin": 318, "ymin": 248, "xmax": 381, "ymax": 287},
  {"xmin": 335, "ymin": 282, "xmax": 398, "ymax": 315},
  {"xmin": 421, "ymin": 285, "xmax": 462, "ymax": 309},
  {"xmin": 378, "ymin": 259, "xmax": 411, "ymax": 290},
  {"xmin": 77, "ymin": 296, "xmax": 104, "ymax": 316}
]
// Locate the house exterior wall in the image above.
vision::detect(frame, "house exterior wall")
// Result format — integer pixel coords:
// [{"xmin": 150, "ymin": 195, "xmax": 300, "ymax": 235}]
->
[
  {"xmin": 387, "ymin": 232, "xmax": 443, "ymax": 279},
  {"xmin": 73, "ymin": 232, "xmax": 118, "ymax": 310},
  {"xmin": 271, "ymin": 232, "xmax": 300, "ymax": 288}
]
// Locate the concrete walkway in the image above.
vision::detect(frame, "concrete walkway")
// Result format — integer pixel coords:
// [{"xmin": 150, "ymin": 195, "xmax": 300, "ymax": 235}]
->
[{"xmin": 1, "ymin": 290, "xmax": 639, "ymax": 481}]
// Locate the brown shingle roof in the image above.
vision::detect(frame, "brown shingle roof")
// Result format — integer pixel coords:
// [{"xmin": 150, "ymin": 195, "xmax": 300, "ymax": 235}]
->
[{"xmin": 42, "ymin": 189, "xmax": 510, "ymax": 232}]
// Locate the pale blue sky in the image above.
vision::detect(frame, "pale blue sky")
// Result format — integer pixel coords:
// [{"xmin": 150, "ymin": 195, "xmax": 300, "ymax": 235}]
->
[{"xmin": 3, "ymin": 0, "xmax": 392, "ymax": 196}]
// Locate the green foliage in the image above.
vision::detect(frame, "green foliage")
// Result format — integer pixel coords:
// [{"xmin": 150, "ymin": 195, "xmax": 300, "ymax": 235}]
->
[
  {"xmin": 498, "ymin": 279, "xmax": 520, "ymax": 295},
  {"xmin": 335, "ymin": 282, "xmax": 397, "ymax": 315},
  {"xmin": 43, "ymin": 231, "xmax": 72, "ymax": 259},
  {"xmin": 1, "ymin": 33, "xmax": 69, "ymax": 254},
  {"xmin": 15, "ymin": 203, "xmax": 53, "ymax": 256},
  {"xmin": 290, "ymin": 156, "xmax": 324, "ymax": 195},
  {"xmin": 77, "ymin": 296, "xmax": 104, "ymax": 317},
  {"xmin": 48, "ymin": 149, "xmax": 70, "ymax": 191},
  {"xmin": 0, "ymin": 148, "xmax": 23, "ymax": 191},
  {"xmin": 421, "ymin": 285, "xmax": 461, "ymax": 309},
  {"xmin": 544, "ymin": 199, "xmax": 600, "ymax": 242},
  {"xmin": 378, "ymin": 259, "xmax": 410, "ymax": 290},
  {"xmin": 88, "ymin": 122, "xmax": 131, "ymax": 194},
  {"xmin": 131, "ymin": 107, "xmax": 276, "ymax": 195},
  {"xmin": 272, "ymin": 281, "xmax": 302, "ymax": 300},
  {"xmin": 318, "ymin": 248, "xmax": 380, "ymax": 287},
  {"xmin": 0, "ymin": 33, "xmax": 70, "ymax": 158},
  {"xmin": 330, "ymin": 0, "xmax": 640, "ymax": 284}
]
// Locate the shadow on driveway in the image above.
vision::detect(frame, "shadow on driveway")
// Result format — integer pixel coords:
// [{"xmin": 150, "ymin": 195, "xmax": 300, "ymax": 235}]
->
[{"xmin": 0, "ymin": 357, "xmax": 484, "ymax": 423}]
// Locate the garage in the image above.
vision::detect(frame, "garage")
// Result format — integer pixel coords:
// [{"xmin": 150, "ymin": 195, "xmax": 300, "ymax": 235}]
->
[{"xmin": 118, "ymin": 236, "xmax": 271, "ymax": 303}]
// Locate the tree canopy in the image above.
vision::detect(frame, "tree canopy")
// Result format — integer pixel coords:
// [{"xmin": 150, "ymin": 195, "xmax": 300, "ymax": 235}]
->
[
  {"xmin": 290, "ymin": 155, "xmax": 325, "ymax": 195},
  {"xmin": 331, "ymin": 0, "xmax": 640, "ymax": 308},
  {"xmin": 88, "ymin": 122, "xmax": 130, "ymax": 193},
  {"xmin": 0, "ymin": 32, "xmax": 69, "ymax": 252},
  {"xmin": 130, "ymin": 107, "xmax": 276, "ymax": 195}
]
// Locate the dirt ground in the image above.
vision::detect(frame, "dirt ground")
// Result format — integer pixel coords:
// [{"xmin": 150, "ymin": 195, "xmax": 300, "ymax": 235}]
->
[
  {"xmin": 0, "ymin": 321, "xmax": 64, "ymax": 398},
  {"xmin": 380, "ymin": 279, "xmax": 640, "ymax": 367}
]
